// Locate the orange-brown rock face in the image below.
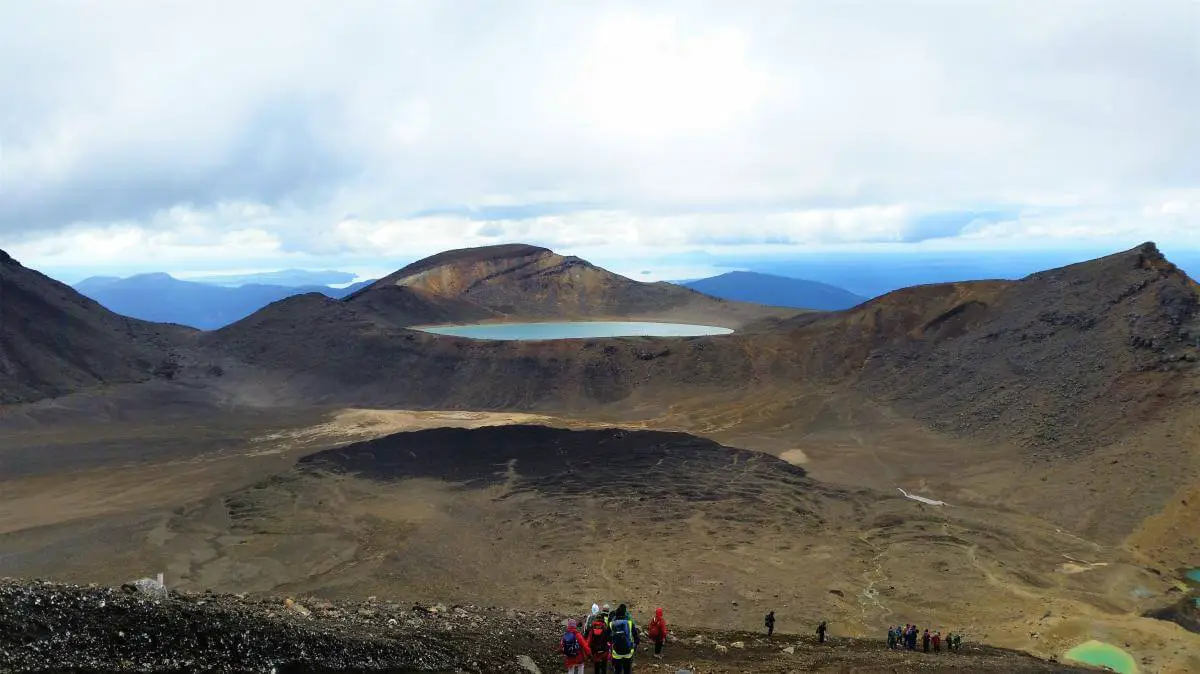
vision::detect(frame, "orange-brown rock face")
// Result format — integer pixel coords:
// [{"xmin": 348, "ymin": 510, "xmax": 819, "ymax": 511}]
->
[{"xmin": 351, "ymin": 243, "xmax": 779, "ymax": 323}]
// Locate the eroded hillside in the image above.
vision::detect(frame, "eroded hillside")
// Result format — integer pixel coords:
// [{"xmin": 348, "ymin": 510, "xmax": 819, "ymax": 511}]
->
[
  {"xmin": 349, "ymin": 242, "xmax": 786, "ymax": 325},
  {"xmin": 0, "ymin": 249, "xmax": 193, "ymax": 404}
]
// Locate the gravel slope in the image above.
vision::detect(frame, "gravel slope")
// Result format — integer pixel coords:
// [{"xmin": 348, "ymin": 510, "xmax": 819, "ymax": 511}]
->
[{"xmin": 0, "ymin": 579, "xmax": 1093, "ymax": 673}]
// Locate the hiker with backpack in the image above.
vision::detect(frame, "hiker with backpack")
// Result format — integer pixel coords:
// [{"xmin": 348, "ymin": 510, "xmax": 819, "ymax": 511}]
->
[
  {"xmin": 561, "ymin": 618, "xmax": 593, "ymax": 674},
  {"xmin": 586, "ymin": 611, "xmax": 611, "ymax": 674},
  {"xmin": 647, "ymin": 607, "xmax": 668, "ymax": 658},
  {"xmin": 765, "ymin": 611, "xmax": 776, "ymax": 637},
  {"xmin": 817, "ymin": 620, "xmax": 827, "ymax": 644},
  {"xmin": 608, "ymin": 604, "xmax": 640, "ymax": 674},
  {"xmin": 585, "ymin": 603, "xmax": 600, "ymax": 628}
]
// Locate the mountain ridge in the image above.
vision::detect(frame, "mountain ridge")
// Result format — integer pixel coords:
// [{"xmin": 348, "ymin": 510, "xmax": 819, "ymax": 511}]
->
[
  {"xmin": 0, "ymin": 250, "xmax": 193, "ymax": 404},
  {"xmin": 344, "ymin": 242, "xmax": 790, "ymax": 327}
]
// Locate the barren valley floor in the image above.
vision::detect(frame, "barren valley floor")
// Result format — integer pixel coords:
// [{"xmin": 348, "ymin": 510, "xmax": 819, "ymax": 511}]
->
[{"xmin": 2, "ymin": 399, "xmax": 1197, "ymax": 673}]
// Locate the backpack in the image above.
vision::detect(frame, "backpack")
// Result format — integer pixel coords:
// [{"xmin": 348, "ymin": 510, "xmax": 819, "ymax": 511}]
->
[
  {"xmin": 589, "ymin": 624, "xmax": 609, "ymax": 654},
  {"xmin": 648, "ymin": 617, "xmax": 664, "ymax": 639},
  {"xmin": 610, "ymin": 618, "xmax": 634, "ymax": 655},
  {"xmin": 562, "ymin": 631, "xmax": 581, "ymax": 658}
]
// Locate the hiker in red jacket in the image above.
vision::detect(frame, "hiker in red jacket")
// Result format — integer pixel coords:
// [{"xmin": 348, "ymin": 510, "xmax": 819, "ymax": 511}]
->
[
  {"xmin": 647, "ymin": 607, "xmax": 668, "ymax": 658},
  {"xmin": 561, "ymin": 619, "xmax": 593, "ymax": 674},
  {"xmin": 586, "ymin": 612, "xmax": 611, "ymax": 674}
]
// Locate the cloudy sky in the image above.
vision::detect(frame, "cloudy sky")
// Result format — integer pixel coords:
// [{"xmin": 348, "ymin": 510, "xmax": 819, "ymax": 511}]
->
[{"xmin": 1, "ymin": 0, "xmax": 1197, "ymax": 281}]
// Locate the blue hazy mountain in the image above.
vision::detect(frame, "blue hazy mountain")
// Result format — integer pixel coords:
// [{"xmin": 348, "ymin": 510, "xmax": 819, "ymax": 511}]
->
[
  {"xmin": 184, "ymin": 268, "xmax": 359, "ymax": 287},
  {"xmin": 72, "ymin": 273, "xmax": 374, "ymax": 329},
  {"xmin": 680, "ymin": 271, "xmax": 867, "ymax": 310},
  {"xmin": 73, "ymin": 276, "xmax": 125, "ymax": 293}
]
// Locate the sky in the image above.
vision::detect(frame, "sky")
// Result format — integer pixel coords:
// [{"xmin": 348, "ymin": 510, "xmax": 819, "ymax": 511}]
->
[{"xmin": 1, "ymin": 1, "xmax": 1197, "ymax": 283}]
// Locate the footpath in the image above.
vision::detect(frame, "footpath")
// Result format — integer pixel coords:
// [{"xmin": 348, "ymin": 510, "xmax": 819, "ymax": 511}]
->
[{"xmin": 0, "ymin": 579, "xmax": 1094, "ymax": 673}]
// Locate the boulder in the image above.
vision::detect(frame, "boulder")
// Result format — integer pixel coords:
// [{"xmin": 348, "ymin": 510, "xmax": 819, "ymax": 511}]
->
[
  {"xmin": 516, "ymin": 654, "xmax": 542, "ymax": 673},
  {"xmin": 284, "ymin": 598, "xmax": 311, "ymax": 618}
]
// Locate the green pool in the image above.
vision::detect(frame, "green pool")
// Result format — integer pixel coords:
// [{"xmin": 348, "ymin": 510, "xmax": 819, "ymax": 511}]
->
[
  {"xmin": 1186, "ymin": 568, "xmax": 1200, "ymax": 583},
  {"xmin": 1063, "ymin": 640, "xmax": 1137, "ymax": 674}
]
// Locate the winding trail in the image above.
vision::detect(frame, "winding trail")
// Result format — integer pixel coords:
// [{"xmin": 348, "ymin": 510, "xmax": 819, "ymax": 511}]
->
[{"xmin": 856, "ymin": 533, "xmax": 893, "ymax": 625}]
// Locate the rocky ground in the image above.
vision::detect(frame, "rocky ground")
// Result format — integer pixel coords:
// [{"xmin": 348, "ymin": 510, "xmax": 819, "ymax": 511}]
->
[{"xmin": 0, "ymin": 579, "xmax": 1093, "ymax": 673}]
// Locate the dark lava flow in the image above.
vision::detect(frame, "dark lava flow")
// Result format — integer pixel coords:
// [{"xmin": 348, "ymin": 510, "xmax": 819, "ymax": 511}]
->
[{"xmin": 298, "ymin": 425, "xmax": 816, "ymax": 502}]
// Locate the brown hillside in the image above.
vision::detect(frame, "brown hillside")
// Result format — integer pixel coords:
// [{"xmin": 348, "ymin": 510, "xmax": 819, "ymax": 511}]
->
[
  {"xmin": 211, "ymin": 243, "xmax": 1200, "ymax": 455},
  {"xmin": 352, "ymin": 242, "xmax": 785, "ymax": 325},
  {"xmin": 783, "ymin": 242, "xmax": 1200, "ymax": 454},
  {"xmin": 343, "ymin": 284, "xmax": 500, "ymax": 327},
  {"xmin": 205, "ymin": 295, "xmax": 770, "ymax": 409},
  {"xmin": 202, "ymin": 242, "xmax": 1200, "ymax": 549},
  {"xmin": 0, "ymin": 249, "xmax": 193, "ymax": 404}
]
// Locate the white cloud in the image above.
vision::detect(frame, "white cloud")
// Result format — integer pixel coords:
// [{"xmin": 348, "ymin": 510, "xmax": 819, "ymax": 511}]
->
[
  {"xmin": 0, "ymin": 0, "xmax": 1197, "ymax": 275},
  {"xmin": 559, "ymin": 12, "xmax": 771, "ymax": 142}
]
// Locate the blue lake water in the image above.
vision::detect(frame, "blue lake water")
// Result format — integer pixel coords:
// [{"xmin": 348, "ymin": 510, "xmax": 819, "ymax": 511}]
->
[
  {"xmin": 1186, "ymin": 568, "xmax": 1200, "ymax": 583},
  {"xmin": 418, "ymin": 321, "xmax": 734, "ymax": 340}
]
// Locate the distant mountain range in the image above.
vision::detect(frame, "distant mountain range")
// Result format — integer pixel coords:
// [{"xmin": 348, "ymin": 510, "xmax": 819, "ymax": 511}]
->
[
  {"xmin": 678, "ymin": 271, "xmax": 866, "ymax": 310},
  {"xmin": 70, "ymin": 260, "xmax": 851, "ymax": 330},
  {"xmin": 182, "ymin": 269, "xmax": 360, "ymax": 287},
  {"xmin": 72, "ymin": 273, "xmax": 374, "ymax": 329}
]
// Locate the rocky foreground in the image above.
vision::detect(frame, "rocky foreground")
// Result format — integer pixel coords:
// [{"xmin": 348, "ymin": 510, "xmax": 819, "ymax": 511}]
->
[{"xmin": 0, "ymin": 579, "xmax": 1092, "ymax": 673}]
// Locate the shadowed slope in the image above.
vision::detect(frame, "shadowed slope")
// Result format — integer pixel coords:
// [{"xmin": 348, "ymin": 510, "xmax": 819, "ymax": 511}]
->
[
  {"xmin": 782, "ymin": 242, "xmax": 1200, "ymax": 452},
  {"xmin": 207, "ymin": 297, "xmax": 768, "ymax": 408},
  {"xmin": 0, "ymin": 249, "xmax": 192, "ymax": 404}
]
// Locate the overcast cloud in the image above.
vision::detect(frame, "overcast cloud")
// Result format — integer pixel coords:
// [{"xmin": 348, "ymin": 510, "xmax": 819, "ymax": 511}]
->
[{"xmin": 0, "ymin": 0, "xmax": 1197, "ymax": 277}]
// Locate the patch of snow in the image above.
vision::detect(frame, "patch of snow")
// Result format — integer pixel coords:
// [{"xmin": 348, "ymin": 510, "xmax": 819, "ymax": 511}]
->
[{"xmin": 897, "ymin": 488, "xmax": 948, "ymax": 506}]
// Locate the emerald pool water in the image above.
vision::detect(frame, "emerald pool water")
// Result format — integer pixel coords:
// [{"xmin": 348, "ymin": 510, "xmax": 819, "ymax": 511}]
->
[{"xmin": 1063, "ymin": 640, "xmax": 1137, "ymax": 674}]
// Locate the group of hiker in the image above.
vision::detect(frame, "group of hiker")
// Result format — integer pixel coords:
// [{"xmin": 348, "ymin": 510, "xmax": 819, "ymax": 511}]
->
[
  {"xmin": 887, "ymin": 624, "xmax": 962, "ymax": 653},
  {"xmin": 563, "ymin": 605, "xmax": 961, "ymax": 672},
  {"xmin": 561, "ymin": 603, "xmax": 667, "ymax": 674}
]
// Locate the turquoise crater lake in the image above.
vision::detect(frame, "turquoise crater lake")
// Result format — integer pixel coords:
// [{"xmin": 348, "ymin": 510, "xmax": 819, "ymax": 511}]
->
[{"xmin": 417, "ymin": 321, "xmax": 735, "ymax": 340}]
